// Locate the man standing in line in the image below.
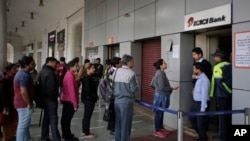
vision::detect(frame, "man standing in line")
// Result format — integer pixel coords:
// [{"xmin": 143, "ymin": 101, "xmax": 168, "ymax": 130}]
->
[
  {"xmin": 38, "ymin": 57, "xmax": 61, "ymax": 141},
  {"xmin": 190, "ymin": 63, "xmax": 210, "ymax": 141},
  {"xmin": 191, "ymin": 47, "xmax": 212, "ymax": 135},
  {"xmin": 13, "ymin": 56, "xmax": 36, "ymax": 141},
  {"xmin": 113, "ymin": 54, "xmax": 139, "ymax": 141},
  {"xmin": 93, "ymin": 58, "xmax": 104, "ymax": 79},
  {"xmin": 210, "ymin": 50, "xmax": 232, "ymax": 141},
  {"xmin": 192, "ymin": 47, "xmax": 212, "ymax": 81}
]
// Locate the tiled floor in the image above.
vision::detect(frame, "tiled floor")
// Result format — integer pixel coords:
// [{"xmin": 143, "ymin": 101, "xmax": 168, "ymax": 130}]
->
[{"xmin": 1, "ymin": 102, "xmax": 194, "ymax": 141}]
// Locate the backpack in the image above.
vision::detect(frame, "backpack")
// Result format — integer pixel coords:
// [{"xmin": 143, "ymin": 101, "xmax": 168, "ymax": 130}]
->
[
  {"xmin": 98, "ymin": 78, "xmax": 113, "ymax": 103},
  {"xmin": 98, "ymin": 69, "xmax": 118, "ymax": 103},
  {"xmin": 33, "ymin": 75, "xmax": 45, "ymax": 109}
]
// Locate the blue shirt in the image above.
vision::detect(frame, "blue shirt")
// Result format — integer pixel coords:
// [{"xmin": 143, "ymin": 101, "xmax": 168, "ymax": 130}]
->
[{"xmin": 193, "ymin": 73, "xmax": 210, "ymax": 111}]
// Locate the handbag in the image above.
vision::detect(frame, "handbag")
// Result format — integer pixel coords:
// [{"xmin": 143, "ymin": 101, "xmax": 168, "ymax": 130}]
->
[{"xmin": 103, "ymin": 106, "xmax": 111, "ymax": 122}]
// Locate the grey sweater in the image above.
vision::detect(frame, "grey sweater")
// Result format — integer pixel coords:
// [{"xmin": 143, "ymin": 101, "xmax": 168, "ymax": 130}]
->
[{"xmin": 154, "ymin": 70, "xmax": 173, "ymax": 95}]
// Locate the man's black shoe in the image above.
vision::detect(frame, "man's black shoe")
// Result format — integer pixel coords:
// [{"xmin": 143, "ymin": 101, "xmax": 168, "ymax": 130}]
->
[
  {"xmin": 64, "ymin": 137, "xmax": 79, "ymax": 141},
  {"xmin": 110, "ymin": 131, "xmax": 115, "ymax": 135}
]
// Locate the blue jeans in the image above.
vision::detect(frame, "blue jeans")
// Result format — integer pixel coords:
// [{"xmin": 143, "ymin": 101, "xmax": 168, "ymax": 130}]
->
[
  {"xmin": 115, "ymin": 102, "xmax": 133, "ymax": 141},
  {"xmin": 153, "ymin": 93, "xmax": 170, "ymax": 131},
  {"xmin": 16, "ymin": 108, "xmax": 32, "ymax": 141}
]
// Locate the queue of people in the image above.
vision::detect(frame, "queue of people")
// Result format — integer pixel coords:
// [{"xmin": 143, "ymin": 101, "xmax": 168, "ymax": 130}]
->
[{"xmin": 0, "ymin": 47, "xmax": 232, "ymax": 141}]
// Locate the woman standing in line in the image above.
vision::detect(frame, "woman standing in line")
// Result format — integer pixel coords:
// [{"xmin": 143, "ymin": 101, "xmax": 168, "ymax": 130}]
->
[
  {"xmin": 81, "ymin": 63, "xmax": 98, "ymax": 139},
  {"xmin": 2, "ymin": 64, "xmax": 18, "ymax": 141},
  {"xmin": 152, "ymin": 59, "xmax": 178, "ymax": 138},
  {"xmin": 60, "ymin": 60, "xmax": 79, "ymax": 141}
]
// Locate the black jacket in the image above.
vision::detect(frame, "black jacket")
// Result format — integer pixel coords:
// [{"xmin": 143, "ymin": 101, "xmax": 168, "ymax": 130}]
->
[
  {"xmin": 81, "ymin": 74, "xmax": 98, "ymax": 103},
  {"xmin": 201, "ymin": 59, "xmax": 212, "ymax": 80},
  {"xmin": 38, "ymin": 65, "xmax": 59, "ymax": 102}
]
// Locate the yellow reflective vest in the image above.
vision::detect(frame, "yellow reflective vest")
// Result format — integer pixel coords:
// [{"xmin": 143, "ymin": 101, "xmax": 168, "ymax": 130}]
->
[{"xmin": 210, "ymin": 61, "xmax": 232, "ymax": 97}]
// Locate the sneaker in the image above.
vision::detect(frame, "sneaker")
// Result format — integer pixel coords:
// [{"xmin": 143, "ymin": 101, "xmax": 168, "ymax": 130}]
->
[
  {"xmin": 160, "ymin": 128, "xmax": 171, "ymax": 135},
  {"xmin": 153, "ymin": 131, "xmax": 167, "ymax": 138},
  {"xmin": 83, "ymin": 133, "xmax": 96, "ymax": 139}
]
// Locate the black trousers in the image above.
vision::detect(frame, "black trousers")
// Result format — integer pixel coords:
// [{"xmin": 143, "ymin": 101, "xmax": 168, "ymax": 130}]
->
[
  {"xmin": 189, "ymin": 101, "xmax": 208, "ymax": 141},
  {"xmin": 82, "ymin": 100, "xmax": 95, "ymax": 135},
  {"xmin": 41, "ymin": 101, "xmax": 61, "ymax": 141},
  {"xmin": 61, "ymin": 101, "xmax": 75, "ymax": 139},
  {"xmin": 107, "ymin": 102, "xmax": 115, "ymax": 132}
]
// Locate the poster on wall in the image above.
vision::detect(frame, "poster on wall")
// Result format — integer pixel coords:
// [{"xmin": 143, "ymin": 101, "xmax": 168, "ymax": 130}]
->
[
  {"xmin": 88, "ymin": 52, "xmax": 99, "ymax": 63},
  {"xmin": 234, "ymin": 31, "xmax": 250, "ymax": 68}
]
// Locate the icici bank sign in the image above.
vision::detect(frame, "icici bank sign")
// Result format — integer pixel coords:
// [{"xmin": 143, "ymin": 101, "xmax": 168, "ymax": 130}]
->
[{"xmin": 184, "ymin": 4, "xmax": 231, "ymax": 31}]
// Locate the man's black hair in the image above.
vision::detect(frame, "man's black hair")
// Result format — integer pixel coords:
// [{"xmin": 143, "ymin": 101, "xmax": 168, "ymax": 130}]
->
[
  {"xmin": 193, "ymin": 62, "xmax": 205, "ymax": 72},
  {"xmin": 192, "ymin": 47, "xmax": 203, "ymax": 56},
  {"xmin": 46, "ymin": 57, "xmax": 57, "ymax": 64}
]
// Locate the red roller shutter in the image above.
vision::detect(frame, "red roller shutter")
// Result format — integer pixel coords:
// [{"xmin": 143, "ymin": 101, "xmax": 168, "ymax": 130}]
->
[{"xmin": 142, "ymin": 38, "xmax": 161, "ymax": 104}]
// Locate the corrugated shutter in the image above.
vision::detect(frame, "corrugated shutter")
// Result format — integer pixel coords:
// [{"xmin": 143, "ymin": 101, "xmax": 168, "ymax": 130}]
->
[{"xmin": 142, "ymin": 38, "xmax": 161, "ymax": 104}]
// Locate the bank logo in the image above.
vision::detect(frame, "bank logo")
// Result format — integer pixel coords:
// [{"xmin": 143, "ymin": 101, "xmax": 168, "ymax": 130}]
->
[{"xmin": 187, "ymin": 17, "xmax": 194, "ymax": 27}]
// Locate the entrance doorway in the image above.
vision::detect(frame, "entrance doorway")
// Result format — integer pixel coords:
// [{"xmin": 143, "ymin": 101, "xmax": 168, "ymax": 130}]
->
[
  {"xmin": 107, "ymin": 44, "xmax": 120, "ymax": 59},
  {"xmin": 195, "ymin": 29, "xmax": 232, "ymax": 65},
  {"xmin": 195, "ymin": 28, "xmax": 232, "ymax": 131}
]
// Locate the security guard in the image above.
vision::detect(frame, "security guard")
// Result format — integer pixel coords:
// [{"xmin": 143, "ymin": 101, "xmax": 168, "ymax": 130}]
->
[{"xmin": 210, "ymin": 50, "xmax": 232, "ymax": 141}]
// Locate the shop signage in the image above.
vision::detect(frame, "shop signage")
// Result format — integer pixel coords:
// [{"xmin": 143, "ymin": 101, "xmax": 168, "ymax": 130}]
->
[
  {"xmin": 108, "ymin": 37, "xmax": 114, "ymax": 44},
  {"xmin": 234, "ymin": 31, "xmax": 250, "ymax": 69},
  {"xmin": 89, "ymin": 41, "xmax": 94, "ymax": 47},
  {"xmin": 184, "ymin": 4, "xmax": 231, "ymax": 31}
]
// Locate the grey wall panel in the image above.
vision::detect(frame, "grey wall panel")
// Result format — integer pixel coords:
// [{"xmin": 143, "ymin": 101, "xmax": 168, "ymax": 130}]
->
[
  {"xmin": 84, "ymin": 12, "xmax": 89, "ymax": 31},
  {"xmin": 233, "ymin": 0, "xmax": 250, "ymax": 23},
  {"xmin": 232, "ymin": 22, "xmax": 250, "ymax": 90},
  {"xmin": 180, "ymin": 33, "xmax": 194, "ymax": 82},
  {"xmin": 164, "ymin": 81, "xmax": 180, "ymax": 129},
  {"xmin": 118, "ymin": 12, "xmax": 134, "ymax": 42},
  {"xmin": 84, "ymin": 31, "xmax": 89, "ymax": 47},
  {"xmin": 96, "ymin": 24, "xmax": 106, "ymax": 46},
  {"xmin": 179, "ymin": 82, "xmax": 193, "ymax": 124},
  {"xmin": 232, "ymin": 89, "xmax": 250, "ymax": 125},
  {"xmin": 97, "ymin": 0, "xmax": 105, "ymax": 5},
  {"xmin": 119, "ymin": 0, "xmax": 134, "ymax": 16},
  {"xmin": 106, "ymin": 18, "xmax": 118, "ymax": 44},
  {"xmin": 88, "ymin": 8, "xmax": 97, "ymax": 29},
  {"xmin": 106, "ymin": 0, "xmax": 119, "ymax": 21},
  {"xmin": 96, "ymin": 1, "xmax": 106, "ymax": 25},
  {"xmin": 134, "ymin": 3, "xmax": 155, "ymax": 40},
  {"xmin": 135, "ymin": 0, "xmax": 155, "ymax": 9},
  {"xmin": 88, "ymin": 28, "xmax": 97, "ymax": 46},
  {"xmin": 156, "ymin": 0, "xmax": 185, "ymax": 36},
  {"xmin": 85, "ymin": 0, "xmax": 97, "ymax": 12},
  {"xmin": 161, "ymin": 34, "xmax": 181, "ymax": 81},
  {"xmin": 186, "ymin": 0, "xmax": 231, "ymax": 14}
]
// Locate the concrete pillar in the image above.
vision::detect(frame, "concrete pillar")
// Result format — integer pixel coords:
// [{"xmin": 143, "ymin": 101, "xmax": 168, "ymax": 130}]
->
[{"xmin": 0, "ymin": 0, "xmax": 7, "ymax": 71}]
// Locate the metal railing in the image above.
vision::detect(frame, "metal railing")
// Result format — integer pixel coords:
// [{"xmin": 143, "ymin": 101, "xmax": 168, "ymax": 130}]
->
[{"xmin": 135, "ymin": 99, "xmax": 249, "ymax": 141}]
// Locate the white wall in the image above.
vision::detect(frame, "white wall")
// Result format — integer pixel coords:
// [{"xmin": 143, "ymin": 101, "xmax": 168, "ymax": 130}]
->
[{"xmin": 67, "ymin": 8, "xmax": 84, "ymax": 62}]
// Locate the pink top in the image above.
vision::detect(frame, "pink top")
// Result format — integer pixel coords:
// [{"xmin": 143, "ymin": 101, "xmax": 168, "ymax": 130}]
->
[{"xmin": 61, "ymin": 70, "xmax": 79, "ymax": 110}]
